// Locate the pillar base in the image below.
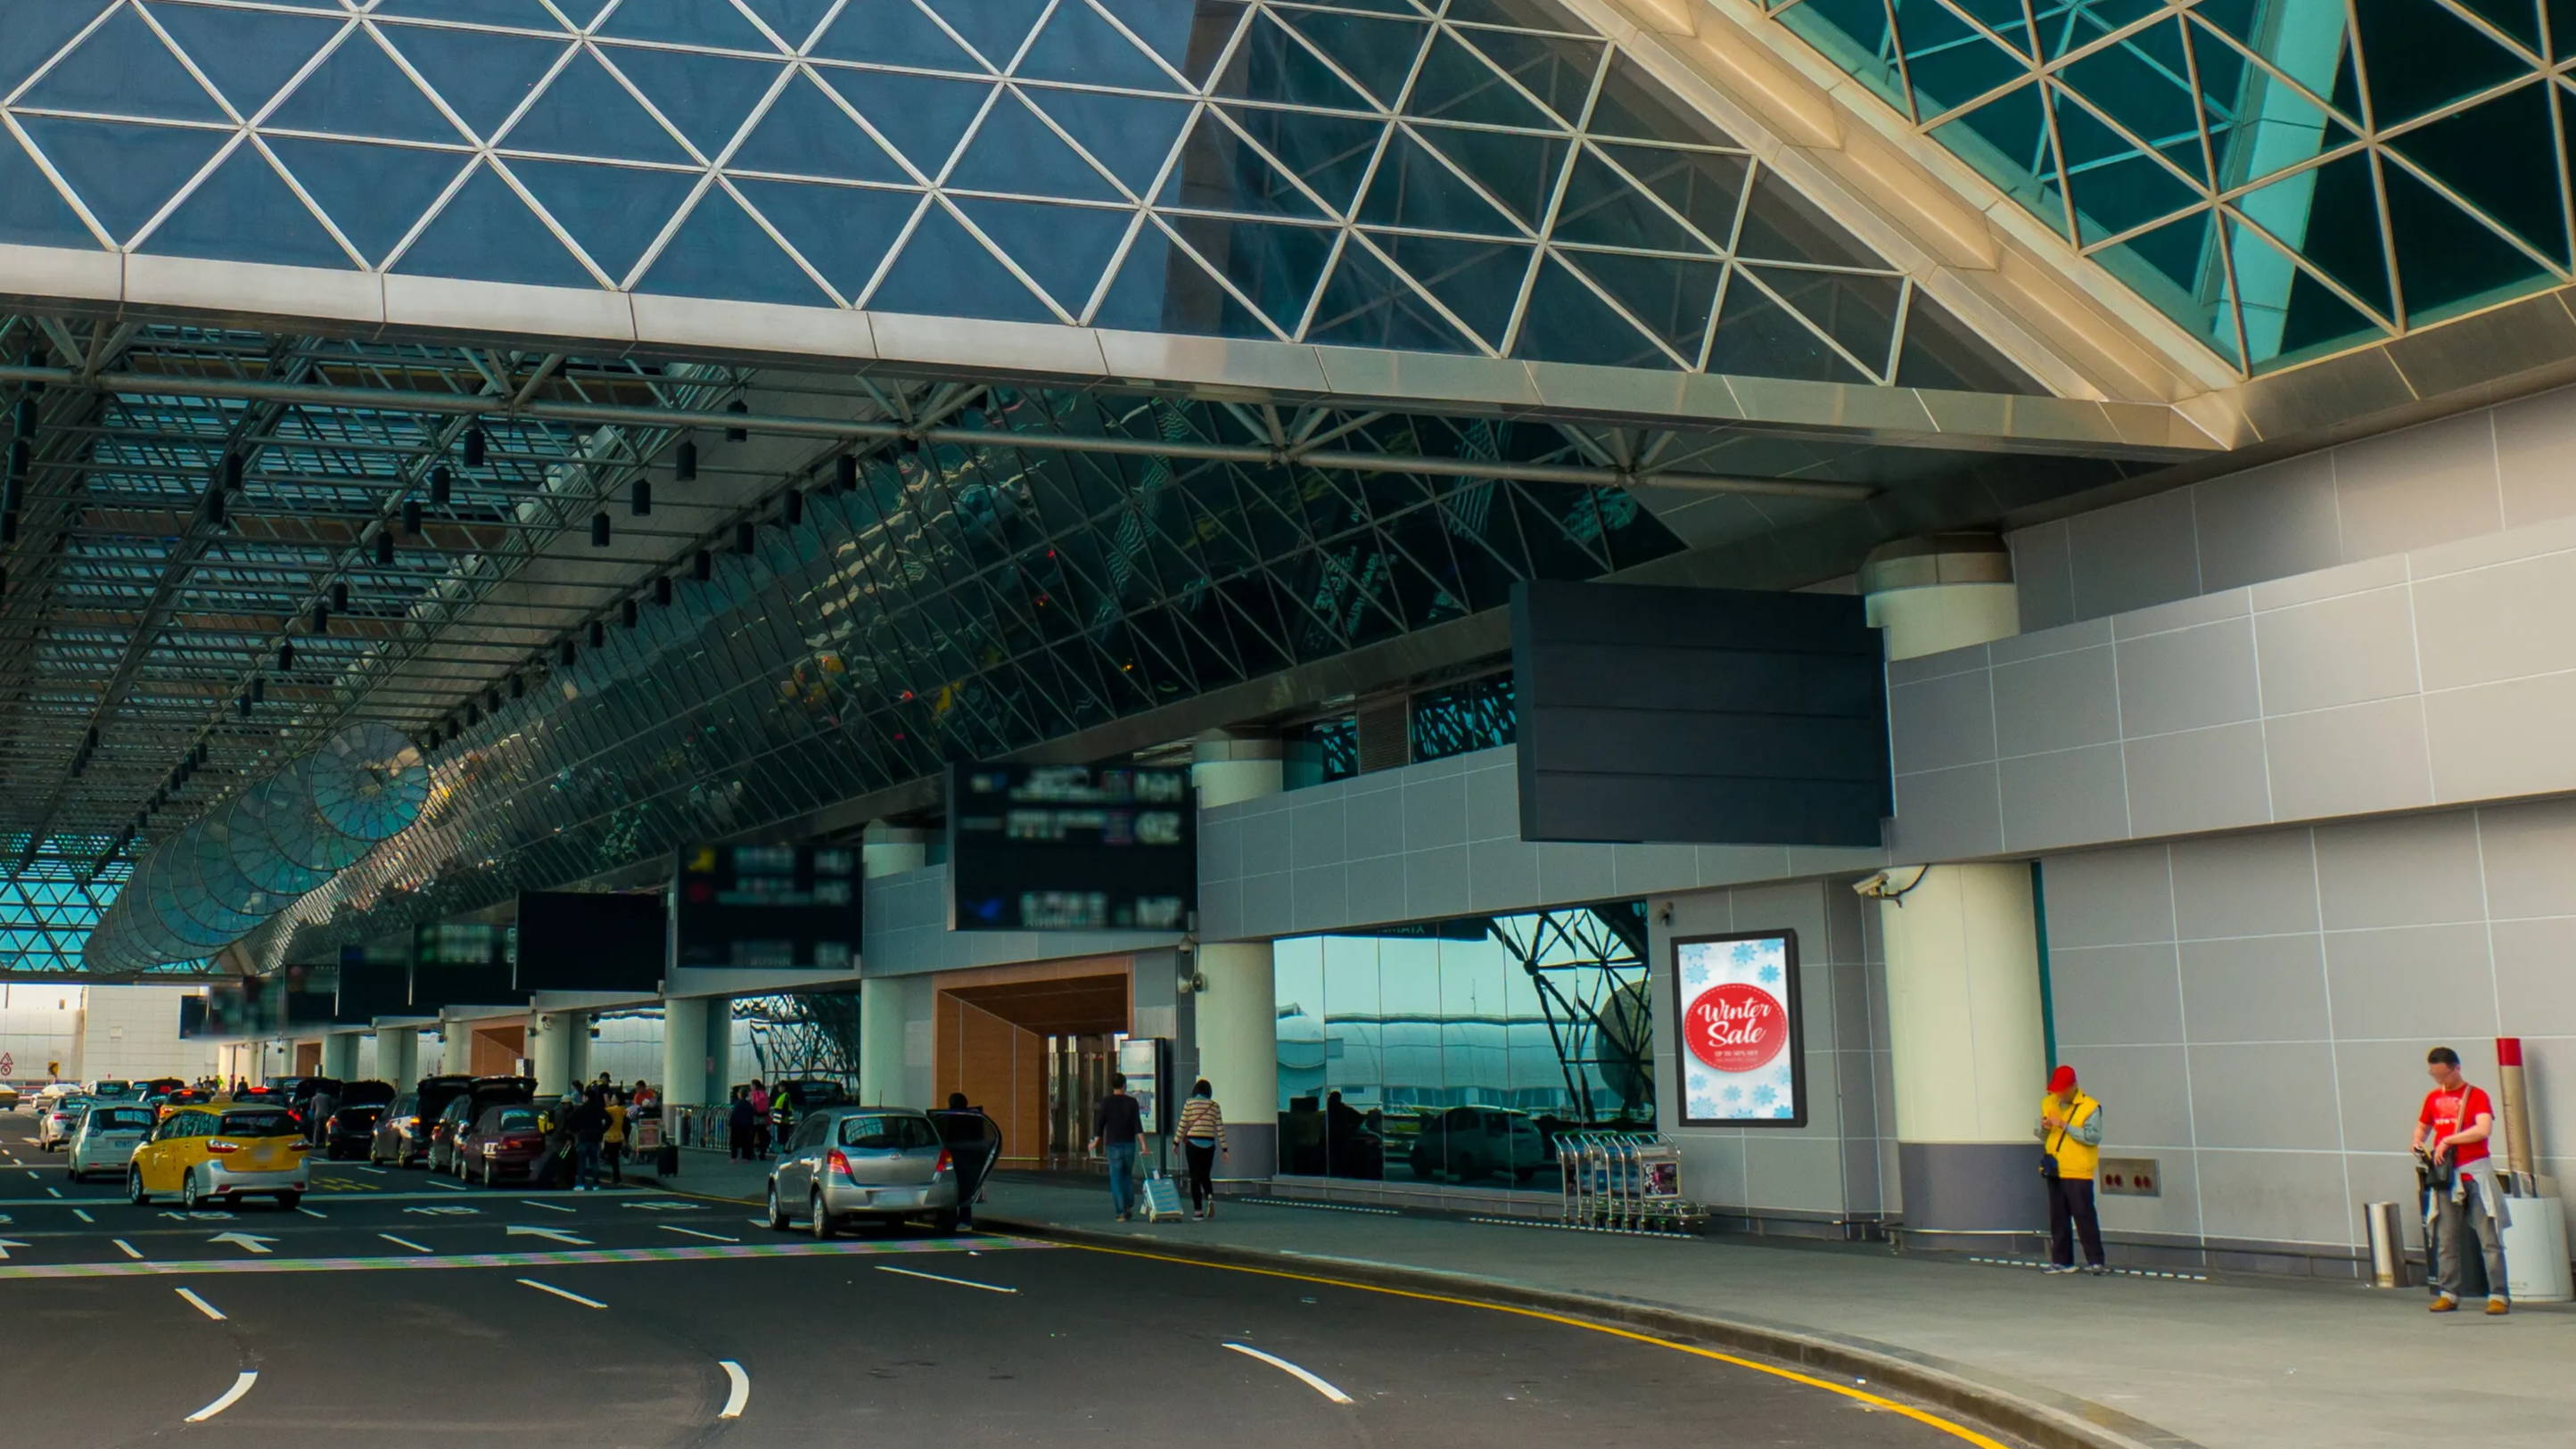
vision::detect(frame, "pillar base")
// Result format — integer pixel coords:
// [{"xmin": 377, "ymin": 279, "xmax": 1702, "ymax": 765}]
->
[
  {"xmin": 1214, "ymin": 1123, "xmax": 1277, "ymax": 1183},
  {"xmin": 1897, "ymin": 1141, "xmax": 2044, "ymax": 1247}
]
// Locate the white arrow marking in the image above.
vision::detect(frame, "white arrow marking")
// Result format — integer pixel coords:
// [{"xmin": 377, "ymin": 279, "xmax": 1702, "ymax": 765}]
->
[
  {"xmin": 516, "ymin": 1277, "xmax": 605, "ymax": 1309},
  {"xmin": 208, "ymin": 1232, "xmax": 279, "ymax": 1255},
  {"xmin": 175, "ymin": 1287, "xmax": 226, "ymax": 1321},
  {"xmin": 658, "ymin": 1225, "xmax": 738, "ymax": 1243},
  {"xmin": 42, "ymin": 1187, "xmax": 59, "ymax": 1198},
  {"xmin": 876, "ymin": 1265, "xmax": 1017, "ymax": 1294},
  {"xmin": 377, "ymin": 1234, "xmax": 432, "ymax": 1254},
  {"xmin": 1223, "ymin": 1344, "xmax": 1354, "ymax": 1404},
  {"xmin": 518, "ymin": 1198, "xmax": 577, "ymax": 1214},
  {"xmin": 718, "ymin": 1361, "xmax": 750, "ymax": 1420},
  {"xmin": 71, "ymin": 1208, "xmax": 92, "ymax": 1223},
  {"xmin": 505, "ymin": 1224, "xmax": 592, "ymax": 1246},
  {"xmin": 0, "ymin": 1237, "xmax": 29, "ymax": 1259},
  {"xmin": 403, "ymin": 1206, "xmax": 481, "ymax": 1216},
  {"xmin": 112, "ymin": 1239, "xmax": 143, "ymax": 1260},
  {"xmin": 621, "ymin": 1199, "xmax": 698, "ymax": 1212},
  {"xmin": 296, "ymin": 1206, "xmax": 326, "ymax": 1219},
  {"xmin": 161, "ymin": 1210, "xmax": 233, "ymax": 1221},
  {"xmin": 186, "ymin": 1371, "xmax": 256, "ymax": 1422}
]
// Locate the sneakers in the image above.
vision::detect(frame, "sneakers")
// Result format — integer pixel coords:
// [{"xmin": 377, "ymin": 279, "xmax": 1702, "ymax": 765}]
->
[
  {"xmin": 2430, "ymin": 1295, "xmax": 2459, "ymax": 1313},
  {"xmin": 2041, "ymin": 1264, "xmax": 2079, "ymax": 1275},
  {"xmin": 1115, "ymin": 1212, "xmax": 1130, "ymax": 1223},
  {"xmin": 2086, "ymin": 1265, "xmax": 2109, "ymax": 1277},
  {"xmin": 2487, "ymin": 1297, "xmax": 2511, "ymax": 1316}
]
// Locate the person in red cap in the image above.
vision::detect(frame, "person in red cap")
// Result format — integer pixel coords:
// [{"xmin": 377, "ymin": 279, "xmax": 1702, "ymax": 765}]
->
[{"xmin": 2036, "ymin": 1064, "xmax": 2106, "ymax": 1275}]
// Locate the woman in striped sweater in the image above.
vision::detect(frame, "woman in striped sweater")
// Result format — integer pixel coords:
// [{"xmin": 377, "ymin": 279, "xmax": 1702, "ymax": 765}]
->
[{"xmin": 1173, "ymin": 1079, "xmax": 1227, "ymax": 1220}]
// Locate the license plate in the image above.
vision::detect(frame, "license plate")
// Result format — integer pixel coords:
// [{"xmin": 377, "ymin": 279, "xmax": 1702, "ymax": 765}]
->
[{"xmin": 874, "ymin": 1188, "xmax": 926, "ymax": 1208}]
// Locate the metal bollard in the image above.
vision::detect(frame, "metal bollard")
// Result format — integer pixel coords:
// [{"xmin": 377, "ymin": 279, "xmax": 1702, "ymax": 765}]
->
[{"xmin": 2365, "ymin": 1201, "xmax": 2407, "ymax": 1288}]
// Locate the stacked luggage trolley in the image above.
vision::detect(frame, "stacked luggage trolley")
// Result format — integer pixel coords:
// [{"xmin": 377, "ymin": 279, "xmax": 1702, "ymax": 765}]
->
[{"xmin": 1559, "ymin": 1131, "xmax": 1703, "ymax": 1235}]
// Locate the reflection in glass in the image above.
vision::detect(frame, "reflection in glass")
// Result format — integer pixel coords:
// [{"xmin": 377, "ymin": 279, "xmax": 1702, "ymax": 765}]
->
[{"xmin": 1274, "ymin": 902, "xmax": 1652, "ymax": 1191}]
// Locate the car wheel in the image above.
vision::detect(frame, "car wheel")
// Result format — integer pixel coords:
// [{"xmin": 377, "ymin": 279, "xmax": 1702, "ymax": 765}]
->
[
  {"xmin": 810, "ymin": 1192, "xmax": 835, "ymax": 1240},
  {"xmin": 766, "ymin": 1181, "xmax": 790, "ymax": 1231},
  {"xmin": 477, "ymin": 1157, "xmax": 493, "ymax": 1188},
  {"xmin": 180, "ymin": 1171, "xmax": 202, "ymax": 1213},
  {"xmin": 128, "ymin": 1168, "xmax": 149, "ymax": 1206}
]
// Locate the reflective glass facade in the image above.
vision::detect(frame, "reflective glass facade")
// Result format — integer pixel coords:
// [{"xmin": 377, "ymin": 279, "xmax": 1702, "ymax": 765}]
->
[
  {"xmin": 0, "ymin": 0, "xmax": 2033, "ymax": 388},
  {"xmin": 1273, "ymin": 902, "xmax": 1650, "ymax": 1189},
  {"xmin": 0, "ymin": 854, "xmax": 127, "ymax": 975},
  {"xmin": 1769, "ymin": 0, "xmax": 2576, "ymax": 372}
]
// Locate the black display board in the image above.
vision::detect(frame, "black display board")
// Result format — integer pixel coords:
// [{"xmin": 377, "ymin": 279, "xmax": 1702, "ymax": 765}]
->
[
  {"xmin": 946, "ymin": 763, "xmax": 1194, "ymax": 932},
  {"xmin": 177, "ymin": 994, "xmax": 210, "ymax": 1040},
  {"xmin": 410, "ymin": 921, "xmax": 525, "ymax": 1008},
  {"xmin": 1511, "ymin": 580, "xmax": 1889, "ymax": 847},
  {"xmin": 516, "ymin": 891, "xmax": 668, "ymax": 991},
  {"xmin": 673, "ymin": 844, "xmax": 860, "ymax": 969}
]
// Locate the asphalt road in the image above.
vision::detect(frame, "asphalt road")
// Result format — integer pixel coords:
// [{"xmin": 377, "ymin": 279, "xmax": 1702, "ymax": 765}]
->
[{"xmin": 0, "ymin": 1109, "xmax": 2007, "ymax": 1447}]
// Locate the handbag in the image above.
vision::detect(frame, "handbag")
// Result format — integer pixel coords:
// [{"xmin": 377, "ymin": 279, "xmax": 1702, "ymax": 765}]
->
[{"xmin": 2039, "ymin": 1101, "xmax": 2070, "ymax": 1181}]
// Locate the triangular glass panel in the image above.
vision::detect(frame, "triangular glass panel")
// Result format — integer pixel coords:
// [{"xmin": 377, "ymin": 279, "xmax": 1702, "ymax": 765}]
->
[
  {"xmin": 1092, "ymin": 219, "xmax": 1286, "ymax": 339},
  {"xmin": 1705, "ymin": 267, "xmax": 1870, "ymax": 381},
  {"xmin": 811, "ymin": 0, "xmax": 983, "ymax": 70},
  {"xmin": 1742, "ymin": 263, "xmax": 1904, "ymax": 380},
  {"xmin": 737, "ymin": 0, "xmax": 844, "ymax": 51},
  {"xmin": 636, "ymin": 185, "xmax": 835, "ymax": 305},
  {"xmin": 1550, "ymin": 147, "xmax": 1707, "ymax": 251},
  {"xmin": 147, "ymin": 2, "xmax": 345, "ymax": 119},
  {"xmin": 735, "ymin": 177, "xmax": 922, "ymax": 299},
  {"xmin": 1893, "ymin": 290, "xmax": 2044, "ymax": 393},
  {"xmin": 373, "ymin": 0, "xmax": 570, "ymax": 27},
  {"xmin": 1414, "ymin": 125, "xmax": 1567, "ymax": 228},
  {"xmin": 267, "ymin": 136, "xmax": 473, "ymax": 266},
  {"xmin": 1160, "ymin": 109, "xmax": 1335, "ymax": 218},
  {"xmin": 1512, "ymin": 252, "xmax": 1675, "ymax": 369},
  {"xmin": 265, "ymin": 30, "xmax": 469, "ymax": 144},
  {"xmin": 919, "ymin": 0, "xmax": 1052, "ymax": 70},
  {"xmin": 1732, "ymin": 169, "xmax": 1889, "ymax": 268},
  {"xmin": 1278, "ymin": 6, "xmax": 1430, "ymax": 106},
  {"xmin": 2085, "ymin": 206, "xmax": 2242, "ymax": 366},
  {"xmin": 1025, "ymin": 88, "xmax": 1194, "ymax": 197},
  {"xmin": 601, "ymin": 45, "xmax": 788, "ymax": 161},
  {"xmin": 595, "ymin": 0, "xmax": 779, "ymax": 49},
  {"xmin": 498, "ymin": 47, "xmax": 694, "ymax": 164},
  {"xmin": 2389, "ymin": 81, "xmax": 2567, "ymax": 269},
  {"xmin": 2185, "ymin": 16, "xmax": 2353, "ymax": 192},
  {"xmin": 1211, "ymin": 103, "xmax": 1379, "ymax": 216},
  {"xmin": 2353, "ymin": 0, "xmax": 2535, "ymax": 126},
  {"xmin": 728, "ymin": 72, "xmax": 908, "ymax": 183},
  {"xmin": 1453, "ymin": 24, "xmax": 1603, "ymax": 127},
  {"xmin": 1358, "ymin": 128, "xmax": 1520, "ymax": 236},
  {"xmin": 2444, "ymin": 0, "xmax": 2545, "ymax": 53},
  {"xmin": 1896, "ymin": 1, "xmax": 2036, "ymax": 121},
  {"xmin": 1363, "ymin": 228, "xmax": 1533, "ymax": 348},
  {"xmin": 1928, "ymin": 83, "xmax": 2069, "ymax": 235},
  {"xmin": 2259, "ymin": 255, "xmax": 2400, "ymax": 370},
  {"xmin": 0, "ymin": 130, "xmax": 103, "ymax": 250},
  {"xmin": 21, "ymin": 5, "xmax": 226, "ymax": 122},
  {"xmin": 2056, "ymin": 20, "xmax": 2207, "ymax": 185},
  {"xmin": 1406, "ymin": 31, "xmax": 1554, "ymax": 129},
  {"xmin": 866, "ymin": 201, "xmax": 1058, "ymax": 322},
  {"xmin": 1305, "ymin": 237, "xmax": 1479, "ymax": 352},
  {"xmin": 1209, "ymin": 11, "xmax": 1376, "ymax": 111},
  {"xmin": 390, "ymin": 159, "xmax": 598, "ymax": 287},
  {"xmin": 508, "ymin": 159, "xmax": 702, "ymax": 284},
  {"xmin": 946, "ymin": 90, "xmax": 1121, "ymax": 200},
  {"xmin": 1156, "ymin": 213, "xmax": 1337, "ymax": 335},
  {"xmin": 1586, "ymin": 54, "xmax": 1741, "ymax": 144},
  {"xmin": 954, "ymin": 197, "xmax": 1136, "ymax": 316},
  {"xmin": 1945, "ymin": 0, "xmax": 2038, "ymax": 56},
  {"xmin": 16, "ymin": 117, "xmax": 226, "ymax": 245},
  {"xmin": 375, "ymin": 22, "xmax": 572, "ymax": 143},
  {"xmin": 1017, "ymin": 1, "xmax": 1189, "ymax": 92},
  {"xmin": 2379, "ymin": 153, "xmax": 2559, "ymax": 325},
  {"xmin": 1597, "ymin": 144, "xmax": 1746, "ymax": 249},
  {"xmin": 2224, "ymin": 212, "xmax": 2391, "ymax": 368},
  {"xmin": 1773, "ymin": 0, "xmax": 1907, "ymax": 112},
  {"xmin": 1102, "ymin": 0, "xmax": 1237, "ymax": 82},
  {"xmin": 2049, "ymin": 88, "xmax": 2204, "ymax": 245},
  {"xmin": 2227, "ymin": 149, "xmax": 2391, "ymax": 325},
  {"xmin": 138, "ymin": 144, "xmax": 352, "ymax": 268},
  {"xmin": 1562, "ymin": 247, "xmax": 1725, "ymax": 363},
  {"xmin": 0, "ymin": 1, "xmax": 117, "ymax": 103},
  {"xmin": 2033, "ymin": 0, "xmax": 2167, "ymax": 63},
  {"xmin": 814, "ymin": 68, "xmax": 996, "ymax": 180}
]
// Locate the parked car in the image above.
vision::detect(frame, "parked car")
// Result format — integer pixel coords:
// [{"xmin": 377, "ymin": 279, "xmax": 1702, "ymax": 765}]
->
[
  {"xmin": 319, "ymin": 1081, "xmax": 396, "ymax": 1159},
  {"xmin": 152, "ymin": 1087, "xmax": 218, "ymax": 1121},
  {"xmin": 457, "ymin": 1102, "xmax": 552, "ymax": 1186},
  {"xmin": 36, "ymin": 1096, "xmax": 90, "ymax": 1150},
  {"xmin": 373, "ymin": 1075, "xmax": 473, "ymax": 1167},
  {"xmin": 127, "ymin": 1103, "xmax": 310, "ymax": 1210},
  {"xmin": 86, "ymin": 1079, "xmax": 136, "ymax": 1101},
  {"xmin": 67, "ymin": 1104, "xmax": 156, "ymax": 1181},
  {"xmin": 430, "ymin": 1077, "xmax": 537, "ymax": 1176},
  {"xmin": 764, "ymin": 1107, "xmax": 959, "ymax": 1238},
  {"xmin": 0, "ymin": 1084, "xmax": 18, "ymax": 1111},
  {"xmin": 1405, "ymin": 1106, "xmax": 1551, "ymax": 1185}
]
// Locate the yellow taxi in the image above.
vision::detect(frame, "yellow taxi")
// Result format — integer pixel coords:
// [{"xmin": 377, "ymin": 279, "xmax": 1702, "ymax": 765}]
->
[{"xmin": 127, "ymin": 1101, "xmax": 309, "ymax": 1211}]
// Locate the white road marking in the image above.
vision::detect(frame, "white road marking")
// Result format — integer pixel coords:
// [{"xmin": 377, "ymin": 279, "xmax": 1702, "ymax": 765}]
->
[
  {"xmin": 354, "ymin": 1165, "xmax": 385, "ymax": 1174},
  {"xmin": 505, "ymin": 1225, "xmax": 592, "ymax": 1246},
  {"xmin": 516, "ymin": 1277, "xmax": 606, "ymax": 1309},
  {"xmin": 378, "ymin": 1234, "xmax": 433, "ymax": 1254},
  {"xmin": 718, "ymin": 1360, "xmax": 751, "ymax": 1420},
  {"xmin": 429, "ymin": 1179, "xmax": 465, "ymax": 1191},
  {"xmin": 112, "ymin": 1239, "xmax": 143, "ymax": 1259},
  {"xmin": 208, "ymin": 1231, "xmax": 279, "ymax": 1255},
  {"xmin": 519, "ymin": 1198, "xmax": 578, "ymax": 1214},
  {"xmin": 42, "ymin": 1187, "xmax": 58, "ymax": 1198},
  {"xmin": 876, "ymin": 1265, "xmax": 1017, "ymax": 1295},
  {"xmin": 71, "ymin": 1208, "xmax": 92, "ymax": 1223},
  {"xmin": 186, "ymin": 1371, "xmax": 257, "ymax": 1422},
  {"xmin": 1223, "ymin": 1344, "xmax": 1354, "ymax": 1404},
  {"xmin": 660, "ymin": 1225, "xmax": 740, "ymax": 1243},
  {"xmin": 175, "ymin": 1287, "xmax": 226, "ymax": 1321},
  {"xmin": 296, "ymin": 1206, "xmax": 326, "ymax": 1219}
]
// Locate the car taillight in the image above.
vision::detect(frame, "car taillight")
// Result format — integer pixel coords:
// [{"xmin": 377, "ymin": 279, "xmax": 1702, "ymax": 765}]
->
[
  {"xmin": 934, "ymin": 1149, "xmax": 953, "ymax": 1175},
  {"xmin": 208, "ymin": 1140, "xmax": 240, "ymax": 1155},
  {"xmin": 287, "ymin": 1140, "xmax": 312, "ymax": 1152},
  {"xmin": 827, "ymin": 1148, "xmax": 853, "ymax": 1178},
  {"xmin": 503, "ymin": 1134, "xmax": 540, "ymax": 1148}
]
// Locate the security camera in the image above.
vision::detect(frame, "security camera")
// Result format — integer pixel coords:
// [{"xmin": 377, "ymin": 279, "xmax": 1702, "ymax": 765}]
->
[{"xmin": 1851, "ymin": 871, "xmax": 1892, "ymax": 898}]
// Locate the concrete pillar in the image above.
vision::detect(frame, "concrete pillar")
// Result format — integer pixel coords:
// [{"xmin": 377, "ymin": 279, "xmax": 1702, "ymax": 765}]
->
[
  {"xmin": 862, "ymin": 820, "xmax": 929, "ymax": 877},
  {"xmin": 438, "ymin": 1018, "xmax": 471, "ymax": 1075},
  {"xmin": 859, "ymin": 976, "xmax": 906, "ymax": 1106},
  {"xmin": 704, "ymin": 998, "xmax": 733, "ymax": 1101},
  {"xmin": 661, "ymin": 997, "xmax": 710, "ymax": 1107},
  {"xmin": 1862, "ymin": 534, "xmax": 2047, "ymax": 1244},
  {"xmin": 1191, "ymin": 729, "xmax": 1286, "ymax": 1177},
  {"xmin": 320, "ymin": 1032, "xmax": 360, "ymax": 1081},
  {"xmin": 379, "ymin": 1029, "xmax": 418, "ymax": 1090},
  {"xmin": 531, "ymin": 1009, "xmax": 583, "ymax": 1099}
]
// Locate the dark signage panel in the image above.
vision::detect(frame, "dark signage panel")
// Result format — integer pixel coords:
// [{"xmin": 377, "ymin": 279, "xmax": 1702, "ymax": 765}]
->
[
  {"xmin": 946, "ymin": 763, "xmax": 1194, "ymax": 932},
  {"xmin": 674, "ymin": 844, "xmax": 860, "ymax": 969},
  {"xmin": 177, "ymin": 994, "xmax": 209, "ymax": 1040},
  {"xmin": 410, "ymin": 922, "xmax": 525, "ymax": 1008},
  {"xmin": 516, "ymin": 891, "xmax": 668, "ymax": 991},
  {"xmin": 335, "ymin": 958, "xmax": 414, "ymax": 1021}
]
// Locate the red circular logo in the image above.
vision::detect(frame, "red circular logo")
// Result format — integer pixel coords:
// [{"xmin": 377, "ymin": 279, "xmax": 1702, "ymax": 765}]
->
[{"xmin": 1684, "ymin": 983, "xmax": 1787, "ymax": 1074}]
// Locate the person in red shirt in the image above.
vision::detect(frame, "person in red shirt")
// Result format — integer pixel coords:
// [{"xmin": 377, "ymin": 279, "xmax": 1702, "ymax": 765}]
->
[{"xmin": 2413, "ymin": 1046, "xmax": 2508, "ymax": 1315}]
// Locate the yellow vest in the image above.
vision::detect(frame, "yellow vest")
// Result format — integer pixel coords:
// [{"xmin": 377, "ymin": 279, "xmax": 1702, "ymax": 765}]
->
[{"xmin": 2041, "ymin": 1091, "xmax": 2102, "ymax": 1180}]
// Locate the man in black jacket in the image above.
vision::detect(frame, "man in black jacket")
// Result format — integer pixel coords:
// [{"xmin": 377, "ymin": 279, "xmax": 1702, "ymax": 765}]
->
[
  {"xmin": 569, "ymin": 1088, "xmax": 609, "ymax": 1192},
  {"xmin": 1087, "ymin": 1073, "xmax": 1143, "ymax": 1222}
]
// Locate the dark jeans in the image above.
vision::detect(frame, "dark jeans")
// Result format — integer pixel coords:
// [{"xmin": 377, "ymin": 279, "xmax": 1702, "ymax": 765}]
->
[
  {"xmin": 603, "ymin": 1140, "xmax": 622, "ymax": 1184},
  {"xmin": 576, "ymin": 1140, "xmax": 605, "ymax": 1187},
  {"xmin": 1184, "ymin": 1140, "xmax": 1218, "ymax": 1213},
  {"xmin": 2049, "ymin": 1177, "xmax": 2105, "ymax": 1268}
]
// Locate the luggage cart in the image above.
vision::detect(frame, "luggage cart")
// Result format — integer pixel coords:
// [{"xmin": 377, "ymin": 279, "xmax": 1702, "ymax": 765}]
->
[{"xmin": 1559, "ymin": 1131, "xmax": 1701, "ymax": 1234}]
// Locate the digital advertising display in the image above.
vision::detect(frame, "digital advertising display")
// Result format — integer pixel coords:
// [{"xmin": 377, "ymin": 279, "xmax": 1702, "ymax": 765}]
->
[
  {"xmin": 946, "ymin": 763, "xmax": 1194, "ymax": 932},
  {"xmin": 674, "ymin": 843, "xmax": 861, "ymax": 969},
  {"xmin": 1671, "ymin": 929, "xmax": 1805, "ymax": 1128}
]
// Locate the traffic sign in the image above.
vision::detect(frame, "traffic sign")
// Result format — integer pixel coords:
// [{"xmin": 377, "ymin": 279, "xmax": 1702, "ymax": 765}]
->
[{"xmin": 0, "ymin": 1052, "xmax": 13, "ymax": 1075}]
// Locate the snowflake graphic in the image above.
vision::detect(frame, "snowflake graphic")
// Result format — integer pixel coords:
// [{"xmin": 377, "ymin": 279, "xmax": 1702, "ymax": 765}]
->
[
  {"xmin": 1757, "ymin": 963, "xmax": 1782, "ymax": 986},
  {"xmin": 1774, "ymin": 1102, "xmax": 1795, "ymax": 1119},
  {"xmin": 1689, "ymin": 1094, "xmax": 1719, "ymax": 1118},
  {"xmin": 1721, "ymin": 1083, "xmax": 1743, "ymax": 1103},
  {"xmin": 1730, "ymin": 942, "xmax": 1762, "ymax": 966},
  {"xmin": 1752, "ymin": 1083, "xmax": 1778, "ymax": 1107}
]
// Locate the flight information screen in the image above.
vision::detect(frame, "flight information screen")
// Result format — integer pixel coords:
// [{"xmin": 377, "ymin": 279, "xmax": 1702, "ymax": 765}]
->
[
  {"xmin": 674, "ymin": 844, "xmax": 860, "ymax": 969},
  {"xmin": 946, "ymin": 763, "xmax": 1194, "ymax": 932}
]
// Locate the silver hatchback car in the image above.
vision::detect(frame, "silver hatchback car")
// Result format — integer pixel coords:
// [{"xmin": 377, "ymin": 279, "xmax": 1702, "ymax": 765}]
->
[
  {"xmin": 67, "ymin": 1103, "xmax": 155, "ymax": 1181},
  {"xmin": 36, "ymin": 1096, "xmax": 90, "ymax": 1151},
  {"xmin": 765, "ymin": 1106, "xmax": 959, "ymax": 1238}
]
